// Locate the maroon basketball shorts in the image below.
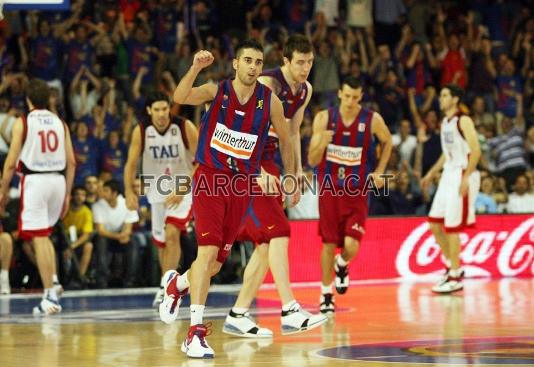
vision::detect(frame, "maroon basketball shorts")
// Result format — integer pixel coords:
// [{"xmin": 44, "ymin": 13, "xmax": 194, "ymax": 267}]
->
[
  {"xmin": 318, "ymin": 189, "xmax": 369, "ymax": 246},
  {"xmin": 192, "ymin": 166, "xmax": 252, "ymax": 263},
  {"xmin": 237, "ymin": 159, "xmax": 290, "ymax": 244}
]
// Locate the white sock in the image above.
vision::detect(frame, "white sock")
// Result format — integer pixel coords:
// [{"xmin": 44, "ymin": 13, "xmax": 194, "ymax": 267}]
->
[
  {"xmin": 336, "ymin": 255, "xmax": 348, "ymax": 267},
  {"xmin": 190, "ymin": 304, "xmax": 205, "ymax": 326},
  {"xmin": 232, "ymin": 307, "xmax": 248, "ymax": 315},
  {"xmin": 321, "ymin": 283, "xmax": 333, "ymax": 294},
  {"xmin": 176, "ymin": 271, "xmax": 190, "ymax": 292},
  {"xmin": 444, "ymin": 259, "xmax": 452, "ymax": 268},
  {"xmin": 282, "ymin": 300, "xmax": 298, "ymax": 312},
  {"xmin": 0, "ymin": 270, "xmax": 8, "ymax": 279},
  {"xmin": 52, "ymin": 274, "xmax": 59, "ymax": 284},
  {"xmin": 45, "ymin": 287, "xmax": 58, "ymax": 301}
]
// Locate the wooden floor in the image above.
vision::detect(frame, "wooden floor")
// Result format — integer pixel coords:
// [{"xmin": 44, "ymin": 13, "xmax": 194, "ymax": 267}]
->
[{"xmin": 0, "ymin": 278, "xmax": 533, "ymax": 366}]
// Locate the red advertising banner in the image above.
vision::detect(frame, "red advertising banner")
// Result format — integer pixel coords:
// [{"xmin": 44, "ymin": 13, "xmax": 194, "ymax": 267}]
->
[{"xmin": 264, "ymin": 214, "xmax": 534, "ymax": 282}]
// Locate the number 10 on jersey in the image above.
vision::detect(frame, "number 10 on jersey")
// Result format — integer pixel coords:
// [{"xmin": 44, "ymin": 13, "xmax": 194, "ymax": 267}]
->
[{"xmin": 38, "ymin": 130, "xmax": 59, "ymax": 153}]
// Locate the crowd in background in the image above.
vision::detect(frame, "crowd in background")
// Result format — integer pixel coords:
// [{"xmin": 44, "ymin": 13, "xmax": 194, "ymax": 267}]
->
[{"xmin": 0, "ymin": 0, "xmax": 533, "ymax": 290}]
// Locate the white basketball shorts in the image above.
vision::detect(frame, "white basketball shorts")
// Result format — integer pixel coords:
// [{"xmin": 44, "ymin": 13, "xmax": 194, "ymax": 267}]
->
[
  {"xmin": 19, "ymin": 173, "xmax": 66, "ymax": 240},
  {"xmin": 150, "ymin": 192, "xmax": 192, "ymax": 248},
  {"xmin": 428, "ymin": 168, "xmax": 480, "ymax": 232}
]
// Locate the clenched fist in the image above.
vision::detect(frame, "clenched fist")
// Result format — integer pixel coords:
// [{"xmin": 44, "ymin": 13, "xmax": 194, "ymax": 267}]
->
[
  {"xmin": 320, "ymin": 130, "xmax": 334, "ymax": 147},
  {"xmin": 192, "ymin": 50, "xmax": 214, "ymax": 70}
]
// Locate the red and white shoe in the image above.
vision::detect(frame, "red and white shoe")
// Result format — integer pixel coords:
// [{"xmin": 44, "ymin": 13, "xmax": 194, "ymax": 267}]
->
[
  {"xmin": 159, "ymin": 270, "xmax": 188, "ymax": 324},
  {"xmin": 181, "ymin": 324, "xmax": 214, "ymax": 358}
]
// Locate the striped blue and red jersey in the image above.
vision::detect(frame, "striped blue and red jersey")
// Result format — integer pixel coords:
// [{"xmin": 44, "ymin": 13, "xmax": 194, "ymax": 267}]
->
[
  {"xmin": 316, "ymin": 106, "xmax": 377, "ymax": 190},
  {"xmin": 195, "ymin": 79, "xmax": 272, "ymax": 174},
  {"xmin": 262, "ymin": 67, "xmax": 308, "ymax": 157}
]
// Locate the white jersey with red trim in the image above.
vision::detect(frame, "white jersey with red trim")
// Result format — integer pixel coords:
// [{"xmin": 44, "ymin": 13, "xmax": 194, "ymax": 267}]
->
[
  {"xmin": 141, "ymin": 120, "xmax": 193, "ymax": 203},
  {"xmin": 440, "ymin": 114, "xmax": 470, "ymax": 170},
  {"xmin": 18, "ymin": 109, "xmax": 66, "ymax": 173}
]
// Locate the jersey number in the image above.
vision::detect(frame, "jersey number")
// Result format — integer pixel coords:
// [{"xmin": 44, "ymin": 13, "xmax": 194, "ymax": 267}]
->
[
  {"xmin": 38, "ymin": 130, "xmax": 59, "ymax": 153},
  {"xmin": 338, "ymin": 167, "xmax": 346, "ymax": 180},
  {"xmin": 227, "ymin": 157, "xmax": 239, "ymax": 172}
]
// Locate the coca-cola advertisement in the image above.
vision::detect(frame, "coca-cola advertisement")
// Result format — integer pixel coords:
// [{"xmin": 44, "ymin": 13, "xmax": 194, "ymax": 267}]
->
[{"xmin": 264, "ymin": 214, "xmax": 534, "ymax": 283}]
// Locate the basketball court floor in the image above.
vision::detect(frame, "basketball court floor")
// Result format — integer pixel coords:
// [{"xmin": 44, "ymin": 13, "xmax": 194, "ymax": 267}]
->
[{"xmin": 0, "ymin": 277, "xmax": 533, "ymax": 366}]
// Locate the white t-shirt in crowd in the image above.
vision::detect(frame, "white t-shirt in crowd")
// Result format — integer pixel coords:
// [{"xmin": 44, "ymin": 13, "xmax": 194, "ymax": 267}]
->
[
  {"xmin": 93, "ymin": 195, "xmax": 139, "ymax": 232},
  {"xmin": 346, "ymin": 0, "xmax": 373, "ymax": 28},
  {"xmin": 392, "ymin": 134, "xmax": 417, "ymax": 164},
  {"xmin": 315, "ymin": 0, "xmax": 339, "ymax": 26},
  {"xmin": 506, "ymin": 193, "xmax": 534, "ymax": 213}
]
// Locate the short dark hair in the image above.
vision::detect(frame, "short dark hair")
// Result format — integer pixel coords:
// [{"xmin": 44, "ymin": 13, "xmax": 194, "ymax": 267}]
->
[
  {"xmin": 444, "ymin": 84, "xmax": 464, "ymax": 103},
  {"xmin": 145, "ymin": 91, "xmax": 170, "ymax": 109},
  {"xmin": 26, "ymin": 79, "xmax": 51, "ymax": 109},
  {"xmin": 103, "ymin": 179, "xmax": 121, "ymax": 194},
  {"xmin": 341, "ymin": 76, "xmax": 363, "ymax": 90},
  {"xmin": 235, "ymin": 39, "xmax": 264, "ymax": 59},
  {"xmin": 72, "ymin": 186, "xmax": 86, "ymax": 195},
  {"xmin": 283, "ymin": 34, "xmax": 312, "ymax": 61}
]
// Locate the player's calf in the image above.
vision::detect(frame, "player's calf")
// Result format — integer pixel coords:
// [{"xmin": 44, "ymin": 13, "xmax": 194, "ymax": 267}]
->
[{"xmin": 334, "ymin": 254, "xmax": 349, "ymax": 294}]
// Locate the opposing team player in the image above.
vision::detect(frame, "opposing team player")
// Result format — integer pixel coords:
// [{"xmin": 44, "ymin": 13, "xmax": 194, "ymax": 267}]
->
[
  {"xmin": 159, "ymin": 40, "xmax": 297, "ymax": 358},
  {"xmin": 421, "ymin": 84, "xmax": 480, "ymax": 293},
  {"xmin": 308, "ymin": 76, "xmax": 392, "ymax": 314},
  {"xmin": 124, "ymin": 91, "xmax": 198, "ymax": 306},
  {"xmin": 0, "ymin": 79, "xmax": 76, "ymax": 314},
  {"xmin": 225, "ymin": 34, "xmax": 327, "ymax": 337}
]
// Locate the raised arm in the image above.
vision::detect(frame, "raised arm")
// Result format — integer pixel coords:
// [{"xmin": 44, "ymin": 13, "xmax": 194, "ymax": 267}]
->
[
  {"xmin": 52, "ymin": 6, "xmax": 82, "ymax": 40},
  {"xmin": 408, "ymin": 88, "xmax": 425, "ymax": 129},
  {"xmin": 356, "ymin": 30, "xmax": 369, "ymax": 71},
  {"xmin": 85, "ymin": 68, "xmax": 102, "ymax": 92},
  {"xmin": 17, "ymin": 36, "xmax": 28, "ymax": 70},
  {"xmin": 69, "ymin": 66, "xmax": 84, "ymax": 96},
  {"xmin": 173, "ymin": 50, "xmax": 218, "ymax": 105},
  {"xmin": 132, "ymin": 66, "xmax": 148, "ymax": 101},
  {"xmin": 420, "ymin": 86, "xmax": 436, "ymax": 115}
]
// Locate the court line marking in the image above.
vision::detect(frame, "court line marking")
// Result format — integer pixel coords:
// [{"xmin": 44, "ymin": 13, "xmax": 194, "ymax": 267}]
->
[
  {"xmin": 308, "ymin": 336, "xmax": 534, "ymax": 365},
  {"xmin": 0, "ymin": 277, "xmax": 460, "ymax": 300}
]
